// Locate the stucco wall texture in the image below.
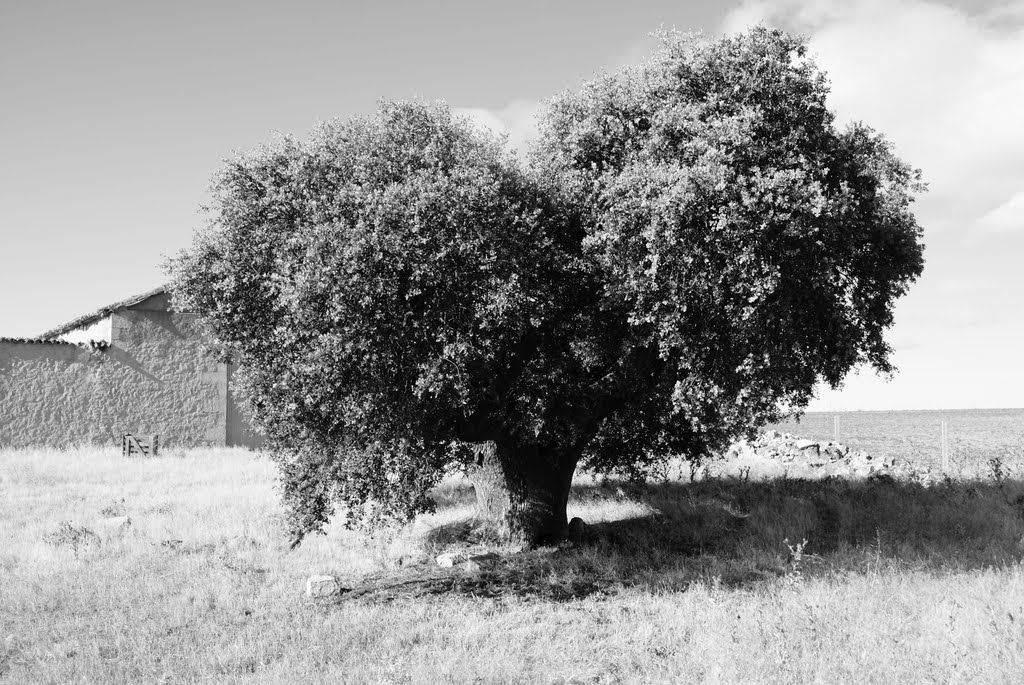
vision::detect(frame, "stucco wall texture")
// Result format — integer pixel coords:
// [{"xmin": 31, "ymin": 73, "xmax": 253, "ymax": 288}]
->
[{"xmin": 0, "ymin": 294, "xmax": 260, "ymax": 448}]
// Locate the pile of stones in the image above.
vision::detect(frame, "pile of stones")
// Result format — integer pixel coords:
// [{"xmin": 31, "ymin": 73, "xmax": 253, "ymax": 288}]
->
[{"xmin": 716, "ymin": 430, "xmax": 934, "ymax": 483}]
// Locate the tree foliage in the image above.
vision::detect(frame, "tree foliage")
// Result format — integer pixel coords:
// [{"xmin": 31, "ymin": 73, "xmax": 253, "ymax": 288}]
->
[
  {"xmin": 169, "ymin": 28, "xmax": 925, "ymax": 543},
  {"xmin": 534, "ymin": 28, "xmax": 925, "ymax": 477}
]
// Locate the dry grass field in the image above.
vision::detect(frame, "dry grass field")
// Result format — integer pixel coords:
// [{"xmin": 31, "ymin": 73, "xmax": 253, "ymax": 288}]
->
[{"xmin": 3, "ymin": 443, "xmax": 1024, "ymax": 684}]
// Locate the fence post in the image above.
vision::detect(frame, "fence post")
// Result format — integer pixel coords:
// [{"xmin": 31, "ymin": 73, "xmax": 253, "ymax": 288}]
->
[{"xmin": 941, "ymin": 420, "xmax": 949, "ymax": 474}]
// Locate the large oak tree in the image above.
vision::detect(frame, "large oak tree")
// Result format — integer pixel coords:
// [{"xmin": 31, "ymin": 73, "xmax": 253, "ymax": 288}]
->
[{"xmin": 169, "ymin": 28, "xmax": 925, "ymax": 545}]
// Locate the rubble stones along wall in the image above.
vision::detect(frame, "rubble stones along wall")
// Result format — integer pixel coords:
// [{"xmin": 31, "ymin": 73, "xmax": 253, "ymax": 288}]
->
[
  {"xmin": 0, "ymin": 310, "xmax": 232, "ymax": 448},
  {"xmin": 718, "ymin": 430, "xmax": 936, "ymax": 483}
]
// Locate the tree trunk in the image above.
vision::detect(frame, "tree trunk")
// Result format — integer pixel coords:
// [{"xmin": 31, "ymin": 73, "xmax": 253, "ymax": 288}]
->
[{"xmin": 469, "ymin": 441, "xmax": 579, "ymax": 545}]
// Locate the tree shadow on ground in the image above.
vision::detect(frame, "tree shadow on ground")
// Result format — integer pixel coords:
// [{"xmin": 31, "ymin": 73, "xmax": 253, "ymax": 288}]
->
[{"xmin": 338, "ymin": 475, "xmax": 1024, "ymax": 604}]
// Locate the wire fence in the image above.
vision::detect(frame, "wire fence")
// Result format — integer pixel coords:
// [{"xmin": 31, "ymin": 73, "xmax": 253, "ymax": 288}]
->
[{"xmin": 770, "ymin": 409, "xmax": 1024, "ymax": 476}]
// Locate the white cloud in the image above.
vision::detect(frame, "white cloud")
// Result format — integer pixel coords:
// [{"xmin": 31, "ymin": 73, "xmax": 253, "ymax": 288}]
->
[
  {"xmin": 453, "ymin": 99, "xmax": 543, "ymax": 156},
  {"xmin": 976, "ymin": 191, "xmax": 1024, "ymax": 233},
  {"xmin": 454, "ymin": 107, "xmax": 507, "ymax": 138},
  {"xmin": 722, "ymin": 0, "xmax": 1024, "ymax": 236},
  {"xmin": 721, "ymin": 0, "xmax": 1024, "ymax": 410}
]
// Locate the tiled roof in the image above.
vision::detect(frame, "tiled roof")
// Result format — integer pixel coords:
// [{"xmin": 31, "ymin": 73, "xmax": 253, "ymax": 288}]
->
[
  {"xmin": 0, "ymin": 336, "xmax": 73, "ymax": 345},
  {"xmin": 0, "ymin": 337, "xmax": 109, "ymax": 350},
  {"xmin": 38, "ymin": 285, "xmax": 168, "ymax": 339}
]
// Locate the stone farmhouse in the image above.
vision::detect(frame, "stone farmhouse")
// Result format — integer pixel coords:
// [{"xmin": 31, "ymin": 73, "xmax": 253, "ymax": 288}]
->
[{"xmin": 0, "ymin": 286, "xmax": 261, "ymax": 449}]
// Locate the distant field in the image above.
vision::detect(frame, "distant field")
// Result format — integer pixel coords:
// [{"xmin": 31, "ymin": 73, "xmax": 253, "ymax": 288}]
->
[
  {"xmin": 771, "ymin": 408, "xmax": 1024, "ymax": 473},
  {"xmin": 3, "ymin": 445, "xmax": 1024, "ymax": 683}
]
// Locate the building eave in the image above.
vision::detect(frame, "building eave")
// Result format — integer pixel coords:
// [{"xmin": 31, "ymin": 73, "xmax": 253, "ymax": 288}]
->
[
  {"xmin": 38, "ymin": 285, "xmax": 169, "ymax": 339},
  {"xmin": 0, "ymin": 336, "xmax": 108, "ymax": 350}
]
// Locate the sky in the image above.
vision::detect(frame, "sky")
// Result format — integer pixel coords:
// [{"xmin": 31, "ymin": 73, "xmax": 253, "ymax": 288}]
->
[{"xmin": 1, "ymin": 0, "xmax": 1021, "ymax": 411}]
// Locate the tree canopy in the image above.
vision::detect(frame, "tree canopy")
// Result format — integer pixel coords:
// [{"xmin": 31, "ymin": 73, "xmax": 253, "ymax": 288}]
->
[{"xmin": 169, "ymin": 28, "xmax": 925, "ymax": 544}]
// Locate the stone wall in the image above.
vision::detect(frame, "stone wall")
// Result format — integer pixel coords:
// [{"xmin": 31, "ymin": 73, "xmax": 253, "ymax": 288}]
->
[
  {"xmin": 716, "ymin": 430, "xmax": 935, "ymax": 483},
  {"xmin": 0, "ymin": 308, "xmax": 258, "ymax": 448}
]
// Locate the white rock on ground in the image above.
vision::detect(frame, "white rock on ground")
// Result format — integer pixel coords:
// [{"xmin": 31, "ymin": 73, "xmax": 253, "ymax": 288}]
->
[
  {"xmin": 305, "ymin": 575, "xmax": 341, "ymax": 598},
  {"xmin": 436, "ymin": 552, "xmax": 465, "ymax": 568}
]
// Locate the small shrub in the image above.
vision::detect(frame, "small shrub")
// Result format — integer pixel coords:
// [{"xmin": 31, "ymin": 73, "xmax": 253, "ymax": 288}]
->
[
  {"xmin": 989, "ymin": 457, "xmax": 1007, "ymax": 485},
  {"xmin": 688, "ymin": 460, "xmax": 700, "ymax": 483},
  {"xmin": 784, "ymin": 538, "xmax": 808, "ymax": 577},
  {"xmin": 99, "ymin": 498, "xmax": 127, "ymax": 518},
  {"xmin": 43, "ymin": 521, "xmax": 100, "ymax": 558}
]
